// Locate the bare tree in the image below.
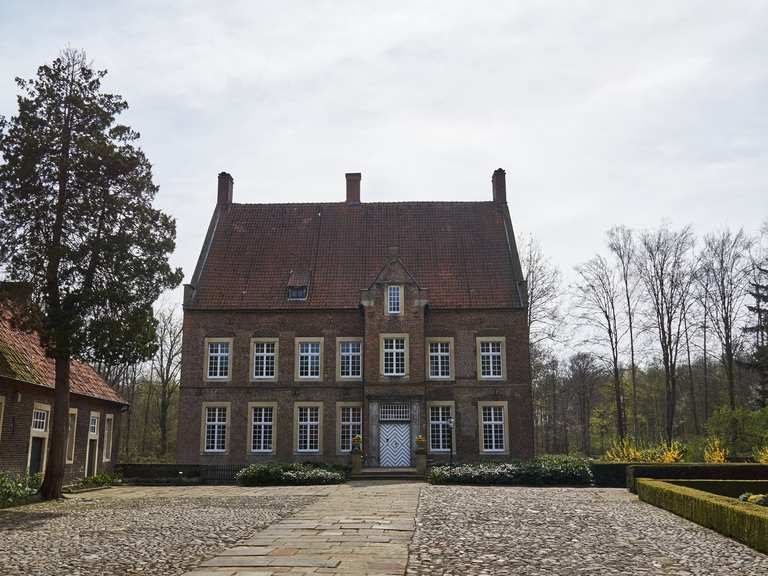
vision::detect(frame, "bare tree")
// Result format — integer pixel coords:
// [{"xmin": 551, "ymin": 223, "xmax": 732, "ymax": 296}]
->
[
  {"xmin": 518, "ymin": 233, "xmax": 562, "ymax": 348},
  {"xmin": 637, "ymin": 225, "xmax": 696, "ymax": 443},
  {"xmin": 152, "ymin": 307, "xmax": 183, "ymax": 455},
  {"xmin": 567, "ymin": 352, "xmax": 601, "ymax": 455},
  {"xmin": 574, "ymin": 255, "xmax": 626, "ymax": 440},
  {"xmin": 607, "ymin": 226, "xmax": 641, "ymax": 438},
  {"xmin": 700, "ymin": 228, "xmax": 754, "ymax": 410}
]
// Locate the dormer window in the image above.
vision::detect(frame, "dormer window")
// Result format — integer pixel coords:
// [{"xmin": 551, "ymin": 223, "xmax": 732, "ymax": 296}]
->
[
  {"xmin": 387, "ymin": 285, "xmax": 401, "ymax": 314},
  {"xmin": 287, "ymin": 270, "xmax": 309, "ymax": 301},
  {"xmin": 287, "ymin": 286, "xmax": 308, "ymax": 301}
]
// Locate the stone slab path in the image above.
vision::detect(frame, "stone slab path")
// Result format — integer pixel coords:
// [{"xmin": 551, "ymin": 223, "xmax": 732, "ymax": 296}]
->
[{"xmin": 184, "ymin": 481, "xmax": 421, "ymax": 576}]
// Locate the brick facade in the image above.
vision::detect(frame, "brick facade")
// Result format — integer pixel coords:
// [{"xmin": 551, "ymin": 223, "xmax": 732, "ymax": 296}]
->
[
  {"xmin": 0, "ymin": 378, "xmax": 123, "ymax": 481},
  {"xmin": 177, "ymin": 170, "xmax": 533, "ymax": 467}
]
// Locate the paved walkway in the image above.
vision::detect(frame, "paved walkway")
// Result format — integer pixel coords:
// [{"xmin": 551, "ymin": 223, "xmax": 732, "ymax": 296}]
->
[{"xmin": 184, "ymin": 481, "xmax": 421, "ymax": 576}]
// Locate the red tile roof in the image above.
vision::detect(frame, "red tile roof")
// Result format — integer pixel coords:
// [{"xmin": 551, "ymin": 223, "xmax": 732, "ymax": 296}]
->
[
  {"xmin": 0, "ymin": 310, "xmax": 127, "ymax": 405},
  {"xmin": 189, "ymin": 201, "xmax": 525, "ymax": 310}
]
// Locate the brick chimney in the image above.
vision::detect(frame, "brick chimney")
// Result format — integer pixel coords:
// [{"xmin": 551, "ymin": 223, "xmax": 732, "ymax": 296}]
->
[
  {"xmin": 492, "ymin": 168, "xmax": 506, "ymax": 203},
  {"xmin": 345, "ymin": 172, "xmax": 361, "ymax": 204},
  {"xmin": 218, "ymin": 172, "xmax": 233, "ymax": 205}
]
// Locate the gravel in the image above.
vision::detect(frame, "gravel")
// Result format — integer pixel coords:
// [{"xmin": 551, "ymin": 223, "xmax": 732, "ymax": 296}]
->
[
  {"xmin": 407, "ymin": 486, "xmax": 768, "ymax": 576},
  {"xmin": 0, "ymin": 493, "xmax": 315, "ymax": 576}
]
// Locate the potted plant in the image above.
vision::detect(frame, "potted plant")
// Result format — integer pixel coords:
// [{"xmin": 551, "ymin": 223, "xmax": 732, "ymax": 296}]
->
[
  {"xmin": 414, "ymin": 435, "xmax": 427, "ymax": 475},
  {"xmin": 351, "ymin": 434, "xmax": 363, "ymax": 474}
]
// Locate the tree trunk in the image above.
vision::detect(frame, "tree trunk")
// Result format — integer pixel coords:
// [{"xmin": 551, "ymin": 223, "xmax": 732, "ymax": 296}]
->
[
  {"xmin": 703, "ymin": 313, "xmax": 710, "ymax": 421},
  {"xmin": 613, "ymin": 364, "xmax": 625, "ymax": 441},
  {"xmin": 158, "ymin": 388, "xmax": 169, "ymax": 456},
  {"xmin": 141, "ymin": 381, "xmax": 153, "ymax": 454},
  {"xmin": 684, "ymin": 314, "xmax": 700, "ymax": 435},
  {"xmin": 40, "ymin": 355, "xmax": 70, "ymax": 500}
]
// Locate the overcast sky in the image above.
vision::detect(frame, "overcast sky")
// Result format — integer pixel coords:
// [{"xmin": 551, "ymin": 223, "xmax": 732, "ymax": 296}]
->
[{"xmin": 1, "ymin": 1, "xmax": 766, "ymax": 307}]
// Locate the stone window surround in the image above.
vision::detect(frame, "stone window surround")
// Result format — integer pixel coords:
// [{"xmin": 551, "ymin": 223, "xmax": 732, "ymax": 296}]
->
[
  {"xmin": 477, "ymin": 400, "xmax": 509, "ymax": 455},
  {"xmin": 293, "ymin": 401, "xmax": 323, "ymax": 454},
  {"xmin": 248, "ymin": 401, "xmax": 277, "ymax": 454},
  {"xmin": 294, "ymin": 337, "xmax": 325, "ymax": 381},
  {"xmin": 476, "ymin": 336, "xmax": 507, "ymax": 381},
  {"xmin": 27, "ymin": 402, "xmax": 51, "ymax": 474},
  {"xmin": 336, "ymin": 401, "xmax": 363, "ymax": 454},
  {"xmin": 379, "ymin": 333, "xmax": 410, "ymax": 378},
  {"xmin": 336, "ymin": 337, "xmax": 363, "ymax": 381},
  {"xmin": 250, "ymin": 337, "xmax": 279, "ymax": 382},
  {"xmin": 204, "ymin": 337, "xmax": 234, "ymax": 382},
  {"xmin": 66, "ymin": 408, "xmax": 78, "ymax": 464},
  {"xmin": 102, "ymin": 413, "xmax": 114, "ymax": 462},
  {"xmin": 425, "ymin": 337, "xmax": 455, "ymax": 381},
  {"xmin": 200, "ymin": 401, "xmax": 231, "ymax": 454},
  {"xmin": 427, "ymin": 400, "xmax": 456, "ymax": 454}
]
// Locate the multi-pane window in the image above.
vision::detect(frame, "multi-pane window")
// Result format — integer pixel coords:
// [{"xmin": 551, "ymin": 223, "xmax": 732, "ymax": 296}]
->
[
  {"xmin": 89, "ymin": 414, "xmax": 99, "ymax": 435},
  {"xmin": 287, "ymin": 286, "xmax": 308, "ymax": 301},
  {"xmin": 298, "ymin": 341, "xmax": 321, "ymax": 378},
  {"xmin": 480, "ymin": 340, "xmax": 503, "ymax": 378},
  {"xmin": 297, "ymin": 406, "xmax": 320, "ymax": 452},
  {"xmin": 339, "ymin": 406, "xmax": 362, "ymax": 452},
  {"xmin": 205, "ymin": 406, "xmax": 227, "ymax": 452},
  {"xmin": 383, "ymin": 337, "xmax": 406, "ymax": 376},
  {"xmin": 31, "ymin": 409, "xmax": 48, "ymax": 432},
  {"xmin": 430, "ymin": 405, "xmax": 452, "ymax": 452},
  {"xmin": 339, "ymin": 341, "xmax": 362, "ymax": 378},
  {"xmin": 251, "ymin": 406, "xmax": 274, "ymax": 452},
  {"xmin": 482, "ymin": 405, "xmax": 505, "ymax": 452},
  {"xmin": 207, "ymin": 341, "xmax": 230, "ymax": 378},
  {"xmin": 66, "ymin": 411, "xmax": 77, "ymax": 462},
  {"xmin": 253, "ymin": 341, "xmax": 276, "ymax": 379},
  {"xmin": 387, "ymin": 285, "xmax": 401, "ymax": 314},
  {"xmin": 429, "ymin": 341, "xmax": 451, "ymax": 379}
]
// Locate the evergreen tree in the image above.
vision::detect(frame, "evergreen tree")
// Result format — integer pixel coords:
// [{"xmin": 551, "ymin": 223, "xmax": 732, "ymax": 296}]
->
[
  {"xmin": 0, "ymin": 49, "xmax": 182, "ymax": 499},
  {"xmin": 744, "ymin": 262, "xmax": 768, "ymax": 407}
]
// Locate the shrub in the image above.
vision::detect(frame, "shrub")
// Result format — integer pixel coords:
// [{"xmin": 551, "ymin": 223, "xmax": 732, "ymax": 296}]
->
[
  {"xmin": 704, "ymin": 437, "xmax": 728, "ymax": 463},
  {"xmin": 236, "ymin": 462, "xmax": 346, "ymax": 486},
  {"xmin": 739, "ymin": 493, "xmax": 768, "ymax": 506},
  {"xmin": 0, "ymin": 472, "xmax": 40, "ymax": 506},
  {"xmin": 428, "ymin": 455, "xmax": 592, "ymax": 486},
  {"xmin": 603, "ymin": 438, "xmax": 643, "ymax": 462},
  {"xmin": 602, "ymin": 439, "xmax": 686, "ymax": 463},
  {"xmin": 706, "ymin": 407, "xmax": 768, "ymax": 458},
  {"xmin": 753, "ymin": 445, "xmax": 768, "ymax": 464},
  {"xmin": 76, "ymin": 473, "xmax": 121, "ymax": 488}
]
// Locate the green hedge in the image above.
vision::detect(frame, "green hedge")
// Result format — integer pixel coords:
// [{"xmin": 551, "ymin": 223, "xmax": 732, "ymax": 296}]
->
[
  {"xmin": 669, "ymin": 480, "xmax": 768, "ymax": 499},
  {"xmin": 590, "ymin": 462, "xmax": 629, "ymax": 487},
  {"xmin": 429, "ymin": 455, "xmax": 593, "ymax": 486},
  {"xmin": 627, "ymin": 464, "xmax": 768, "ymax": 493},
  {"xmin": 235, "ymin": 462, "xmax": 348, "ymax": 486},
  {"xmin": 637, "ymin": 479, "xmax": 768, "ymax": 554}
]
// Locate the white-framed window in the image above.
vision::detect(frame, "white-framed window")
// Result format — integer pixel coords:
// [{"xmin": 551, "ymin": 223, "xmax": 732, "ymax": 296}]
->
[
  {"xmin": 66, "ymin": 409, "xmax": 78, "ymax": 463},
  {"xmin": 338, "ymin": 405, "xmax": 362, "ymax": 453},
  {"xmin": 204, "ymin": 406, "xmax": 228, "ymax": 452},
  {"xmin": 387, "ymin": 285, "xmax": 401, "ymax": 314},
  {"xmin": 429, "ymin": 341, "xmax": 451, "ymax": 379},
  {"xmin": 429, "ymin": 405, "xmax": 453, "ymax": 452},
  {"xmin": 89, "ymin": 414, "xmax": 99, "ymax": 435},
  {"xmin": 383, "ymin": 337, "xmax": 406, "ymax": 376},
  {"xmin": 251, "ymin": 406, "xmax": 274, "ymax": 453},
  {"xmin": 298, "ymin": 340, "xmax": 321, "ymax": 379},
  {"xmin": 32, "ymin": 408, "xmax": 48, "ymax": 432},
  {"xmin": 481, "ymin": 405, "xmax": 505, "ymax": 452},
  {"xmin": 297, "ymin": 405, "xmax": 320, "ymax": 452},
  {"xmin": 207, "ymin": 340, "xmax": 230, "ymax": 379},
  {"xmin": 339, "ymin": 340, "xmax": 362, "ymax": 379},
  {"xmin": 253, "ymin": 340, "xmax": 277, "ymax": 379},
  {"xmin": 102, "ymin": 414, "xmax": 114, "ymax": 462},
  {"xmin": 479, "ymin": 338, "xmax": 504, "ymax": 379}
]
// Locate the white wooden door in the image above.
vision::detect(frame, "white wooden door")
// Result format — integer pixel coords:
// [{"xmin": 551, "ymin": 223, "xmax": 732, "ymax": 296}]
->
[{"xmin": 379, "ymin": 422, "xmax": 411, "ymax": 467}]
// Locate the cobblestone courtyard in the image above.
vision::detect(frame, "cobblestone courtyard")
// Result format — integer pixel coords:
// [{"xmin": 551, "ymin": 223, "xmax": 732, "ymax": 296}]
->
[{"xmin": 1, "ymin": 483, "xmax": 766, "ymax": 575}]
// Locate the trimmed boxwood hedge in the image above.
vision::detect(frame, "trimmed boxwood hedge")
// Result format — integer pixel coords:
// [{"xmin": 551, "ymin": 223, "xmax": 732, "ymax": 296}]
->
[
  {"xmin": 637, "ymin": 479, "xmax": 768, "ymax": 554},
  {"xmin": 627, "ymin": 464, "xmax": 768, "ymax": 493},
  {"xmin": 429, "ymin": 455, "xmax": 593, "ymax": 486},
  {"xmin": 589, "ymin": 462, "xmax": 630, "ymax": 487},
  {"xmin": 669, "ymin": 480, "xmax": 768, "ymax": 499}
]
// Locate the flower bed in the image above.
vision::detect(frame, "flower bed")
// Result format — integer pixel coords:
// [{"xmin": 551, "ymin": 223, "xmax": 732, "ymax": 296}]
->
[
  {"xmin": 636, "ymin": 478, "xmax": 768, "ymax": 554},
  {"xmin": 235, "ymin": 462, "xmax": 348, "ymax": 486},
  {"xmin": 428, "ymin": 455, "xmax": 593, "ymax": 486},
  {"xmin": 0, "ymin": 472, "xmax": 41, "ymax": 508}
]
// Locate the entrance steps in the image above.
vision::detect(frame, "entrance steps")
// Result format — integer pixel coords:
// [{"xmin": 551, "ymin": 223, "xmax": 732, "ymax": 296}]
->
[{"xmin": 351, "ymin": 467, "xmax": 424, "ymax": 481}]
